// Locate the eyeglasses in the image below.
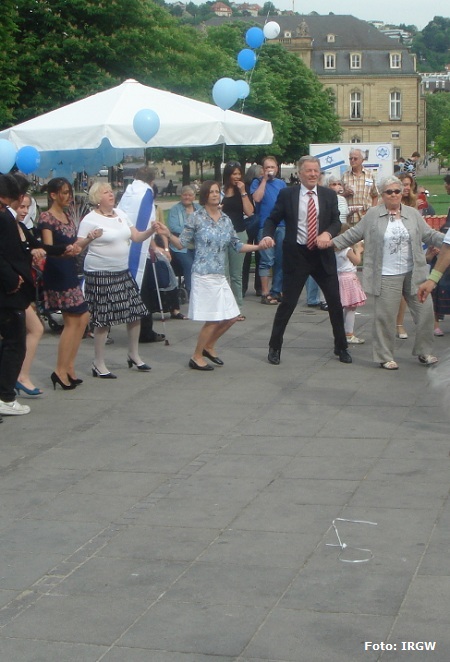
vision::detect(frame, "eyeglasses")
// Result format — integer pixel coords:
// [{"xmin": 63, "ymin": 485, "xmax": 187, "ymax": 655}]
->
[
  {"xmin": 384, "ymin": 189, "xmax": 401, "ymax": 195},
  {"xmin": 227, "ymin": 161, "xmax": 241, "ymax": 168}
]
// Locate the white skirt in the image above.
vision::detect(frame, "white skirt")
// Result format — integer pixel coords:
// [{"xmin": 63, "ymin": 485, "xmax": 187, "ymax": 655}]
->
[{"xmin": 189, "ymin": 273, "xmax": 240, "ymax": 321}]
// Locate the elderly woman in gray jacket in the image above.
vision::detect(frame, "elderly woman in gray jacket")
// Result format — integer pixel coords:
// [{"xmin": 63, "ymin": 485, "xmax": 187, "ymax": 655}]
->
[{"xmin": 331, "ymin": 176, "xmax": 445, "ymax": 370}]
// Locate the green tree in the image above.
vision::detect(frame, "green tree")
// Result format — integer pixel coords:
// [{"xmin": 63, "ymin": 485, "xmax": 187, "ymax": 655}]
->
[
  {"xmin": 412, "ymin": 16, "xmax": 450, "ymax": 71},
  {"xmin": 426, "ymin": 93, "xmax": 450, "ymax": 149},
  {"xmin": 0, "ymin": 0, "xmax": 19, "ymax": 126},
  {"xmin": 203, "ymin": 25, "xmax": 341, "ymax": 162},
  {"xmin": 259, "ymin": 2, "xmax": 277, "ymax": 17},
  {"xmin": 434, "ymin": 117, "xmax": 450, "ymax": 166},
  {"xmin": 8, "ymin": 0, "xmax": 232, "ymax": 126}
]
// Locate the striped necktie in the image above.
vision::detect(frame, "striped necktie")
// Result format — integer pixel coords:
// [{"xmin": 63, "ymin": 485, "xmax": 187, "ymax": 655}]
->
[{"xmin": 306, "ymin": 190, "xmax": 317, "ymax": 250}]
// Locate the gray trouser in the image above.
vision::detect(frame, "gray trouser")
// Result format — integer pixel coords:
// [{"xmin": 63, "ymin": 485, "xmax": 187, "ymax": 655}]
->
[{"xmin": 372, "ymin": 273, "xmax": 434, "ymax": 364}]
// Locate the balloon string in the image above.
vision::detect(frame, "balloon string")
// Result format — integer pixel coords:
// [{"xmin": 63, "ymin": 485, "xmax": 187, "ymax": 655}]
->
[{"xmin": 241, "ymin": 12, "xmax": 272, "ymax": 114}]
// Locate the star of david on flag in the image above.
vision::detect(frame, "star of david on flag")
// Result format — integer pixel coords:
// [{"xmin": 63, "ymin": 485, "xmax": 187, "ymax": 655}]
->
[{"xmin": 314, "ymin": 147, "xmax": 345, "ymax": 171}]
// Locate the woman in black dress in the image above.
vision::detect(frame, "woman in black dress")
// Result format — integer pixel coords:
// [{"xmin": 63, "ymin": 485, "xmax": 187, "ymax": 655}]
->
[
  {"xmin": 221, "ymin": 162, "xmax": 254, "ymax": 319},
  {"xmin": 38, "ymin": 178, "xmax": 97, "ymax": 390}
]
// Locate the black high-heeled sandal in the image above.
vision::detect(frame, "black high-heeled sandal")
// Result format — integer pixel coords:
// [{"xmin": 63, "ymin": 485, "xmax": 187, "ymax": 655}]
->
[
  {"xmin": 51, "ymin": 372, "xmax": 76, "ymax": 390},
  {"xmin": 67, "ymin": 375, "xmax": 83, "ymax": 385},
  {"xmin": 91, "ymin": 364, "xmax": 117, "ymax": 379},
  {"xmin": 127, "ymin": 356, "xmax": 151, "ymax": 371}
]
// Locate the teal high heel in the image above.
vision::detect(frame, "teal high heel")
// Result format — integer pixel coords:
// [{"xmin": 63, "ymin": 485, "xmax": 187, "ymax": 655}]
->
[{"xmin": 15, "ymin": 381, "xmax": 43, "ymax": 396}]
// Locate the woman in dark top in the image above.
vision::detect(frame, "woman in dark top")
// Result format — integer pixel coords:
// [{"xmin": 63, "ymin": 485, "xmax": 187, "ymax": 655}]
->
[
  {"xmin": 38, "ymin": 178, "xmax": 98, "ymax": 390},
  {"xmin": 221, "ymin": 161, "xmax": 254, "ymax": 319}
]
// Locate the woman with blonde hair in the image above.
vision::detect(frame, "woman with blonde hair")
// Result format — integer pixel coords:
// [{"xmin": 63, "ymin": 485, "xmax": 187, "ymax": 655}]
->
[{"xmin": 77, "ymin": 181, "xmax": 156, "ymax": 378}]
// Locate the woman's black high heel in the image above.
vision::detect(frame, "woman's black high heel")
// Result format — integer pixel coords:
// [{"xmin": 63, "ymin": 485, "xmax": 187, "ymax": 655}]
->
[
  {"xmin": 51, "ymin": 372, "xmax": 76, "ymax": 390},
  {"xmin": 67, "ymin": 375, "xmax": 83, "ymax": 385},
  {"xmin": 91, "ymin": 364, "xmax": 117, "ymax": 379},
  {"xmin": 127, "ymin": 356, "xmax": 151, "ymax": 371}
]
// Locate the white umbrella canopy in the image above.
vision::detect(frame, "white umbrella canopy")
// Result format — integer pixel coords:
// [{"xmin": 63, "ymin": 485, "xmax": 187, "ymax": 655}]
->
[{"xmin": 0, "ymin": 78, "xmax": 273, "ymax": 152}]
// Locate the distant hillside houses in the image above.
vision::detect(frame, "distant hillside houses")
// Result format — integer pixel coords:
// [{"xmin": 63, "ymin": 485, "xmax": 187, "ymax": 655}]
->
[
  {"xmin": 421, "ymin": 67, "xmax": 450, "ymax": 94},
  {"xmin": 210, "ymin": 2, "xmax": 233, "ymax": 17},
  {"xmin": 205, "ymin": 13, "xmax": 425, "ymax": 159},
  {"xmin": 369, "ymin": 21, "xmax": 414, "ymax": 44}
]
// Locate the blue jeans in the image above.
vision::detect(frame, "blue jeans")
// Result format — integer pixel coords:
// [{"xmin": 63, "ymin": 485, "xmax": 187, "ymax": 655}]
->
[
  {"xmin": 170, "ymin": 249, "xmax": 194, "ymax": 293},
  {"xmin": 306, "ymin": 276, "xmax": 320, "ymax": 305},
  {"xmin": 258, "ymin": 225, "xmax": 285, "ymax": 296}
]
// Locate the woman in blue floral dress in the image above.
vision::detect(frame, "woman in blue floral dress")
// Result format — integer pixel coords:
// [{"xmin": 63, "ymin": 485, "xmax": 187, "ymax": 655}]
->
[
  {"xmin": 38, "ymin": 178, "xmax": 97, "ymax": 390},
  {"xmin": 156, "ymin": 180, "xmax": 261, "ymax": 371}
]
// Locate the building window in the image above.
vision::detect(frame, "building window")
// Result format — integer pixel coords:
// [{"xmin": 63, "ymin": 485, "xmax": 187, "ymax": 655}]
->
[
  {"xmin": 350, "ymin": 53, "xmax": 361, "ymax": 69},
  {"xmin": 394, "ymin": 146, "xmax": 401, "ymax": 161},
  {"xmin": 350, "ymin": 91, "xmax": 362, "ymax": 119},
  {"xmin": 390, "ymin": 91, "xmax": 401, "ymax": 119},
  {"xmin": 390, "ymin": 52, "xmax": 402, "ymax": 69},
  {"xmin": 327, "ymin": 34, "xmax": 335, "ymax": 43},
  {"xmin": 391, "ymin": 131, "xmax": 400, "ymax": 139},
  {"xmin": 324, "ymin": 53, "xmax": 336, "ymax": 70},
  {"xmin": 284, "ymin": 31, "xmax": 291, "ymax": 38},
  {"xmin": 351, "ymin": 136, "xmax": 361, "ymax": 143}
]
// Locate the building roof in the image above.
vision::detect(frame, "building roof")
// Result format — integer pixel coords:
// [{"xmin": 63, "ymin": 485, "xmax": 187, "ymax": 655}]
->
[{"xmin": 205, "ymin": 14, "xmax": 417, "ymax": 75}]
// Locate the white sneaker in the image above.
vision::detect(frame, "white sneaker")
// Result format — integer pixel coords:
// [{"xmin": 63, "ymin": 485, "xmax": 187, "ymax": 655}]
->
[
  {"xmin": 346, "ymin": 335, "xmax": 365, "ymax": 344},
  {"xmin": 0, "ymin": 399, "xmax": 31, "ymax": 415}
]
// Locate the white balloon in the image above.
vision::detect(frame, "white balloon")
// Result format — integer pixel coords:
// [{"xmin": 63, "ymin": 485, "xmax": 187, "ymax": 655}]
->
[{"xmin": 263, "ymin": 21, "xmax": 281, "ymax": 40}]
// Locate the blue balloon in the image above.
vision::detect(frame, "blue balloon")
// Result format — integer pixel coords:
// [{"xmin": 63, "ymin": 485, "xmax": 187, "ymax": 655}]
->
[
  {"xmin": 237, "ymin": 49, "xmax": 257, "ymax": 72},
  {"xmin": 16, "ymin": 146, "xmax": 41, "ymax": 174},
  {"xmin": 0, "ymin": 139, "xmax": 17, "ymax": 174},
  {"xmin": 236, "ymin": 80, "xmax": 250, "ymax": 100},
  {"xmin": 245, "ymin": 27, "xmax": 264, "ymax": 49},
  {"xmin": 133, "ymin": 109, "xmax": 160, "ymax": 143},
  {"xmin": 212, "ymin": 78, "xmax": 239, "ymax": 111}
]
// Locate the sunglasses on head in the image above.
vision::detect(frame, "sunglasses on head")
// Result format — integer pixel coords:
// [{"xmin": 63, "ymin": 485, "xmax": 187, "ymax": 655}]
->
[
  {"xmin": 227, "ymin": 161, "xmax": 241, "ymax": 168},
  {"xmin": 384, "ymin": 189, "xmax": 401, "ymax": 195}
]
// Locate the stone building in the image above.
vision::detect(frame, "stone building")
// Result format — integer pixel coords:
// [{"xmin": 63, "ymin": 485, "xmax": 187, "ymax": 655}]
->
[{"xmin": 207, "ymin": 14, "xmax": 425, "ymax": 159}]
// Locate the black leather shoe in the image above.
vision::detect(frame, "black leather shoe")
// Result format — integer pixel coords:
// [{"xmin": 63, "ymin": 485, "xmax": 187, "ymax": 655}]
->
[
  {"xmin": 268, "ymin": 347, "xmax": 281, "ymax": 365},
  {"xmin": 202, "ymin": 350, "xmax": 224, "ymax": 366},
  {"xmin": 334, "ymin": 348, "xmax": 352, "ymax": 364},
  {"xmin": 189, "ymin": 358, "xmax": 214, "ymax": 371},
  {"xmin": 319, "ymin": 302, "xmax": 329, "ymax": 311}
]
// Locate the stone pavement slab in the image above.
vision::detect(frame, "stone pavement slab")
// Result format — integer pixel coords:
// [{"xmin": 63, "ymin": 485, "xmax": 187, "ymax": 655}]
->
[{"xmin": 0, "ymin": 292, "xmax": 449, "ymax": 660}]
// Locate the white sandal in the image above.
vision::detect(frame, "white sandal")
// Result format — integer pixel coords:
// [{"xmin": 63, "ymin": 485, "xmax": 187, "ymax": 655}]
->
[
  {"xmin": 380, "ymin": 361, "xmax": 399, "ymax": 370},
  {"xmin": 396, "ymin": 325, "xmax": 408, "ymax": 339},
  {"xmin": 418, "ymin": 355, "xmax": 438, "ymax": 366}
]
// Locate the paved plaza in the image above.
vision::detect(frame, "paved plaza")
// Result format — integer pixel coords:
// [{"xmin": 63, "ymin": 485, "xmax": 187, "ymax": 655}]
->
[{"xmin": 1, "ymin": 290, "xmax": 449, "ymax": 661}]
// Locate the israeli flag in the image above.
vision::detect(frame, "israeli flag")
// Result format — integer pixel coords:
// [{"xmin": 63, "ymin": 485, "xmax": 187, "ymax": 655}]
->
[
  {"xmin": 315, "ymin": 147, "xmax": 346, "ymax": 171},
  {"xmin": 118, "ymin": 180, "xmax": 155, "ymax": 289}
]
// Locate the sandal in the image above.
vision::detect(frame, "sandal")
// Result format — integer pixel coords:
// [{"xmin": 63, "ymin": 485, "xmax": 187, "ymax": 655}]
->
[
  {"xmin": 380, "ymin": 361, "xmax": 399, "ymax": 370},
  {"xmin": 396, "ymin": 325, "xmax": 408, "ymax": 339},
  {"xmin": 418, "ymin": 355, "xmax": 438, "ymax": 365},
  {"xmin": 236, "ymin": 314, "xmax": 246, "ymax": 321},
  {"xmin": 170, "ymin": 312, "xmax": 188, "ymax": 320},
  {"xmin": 261, "ymin": 295, "xmax": 278, "ymax": 305}
]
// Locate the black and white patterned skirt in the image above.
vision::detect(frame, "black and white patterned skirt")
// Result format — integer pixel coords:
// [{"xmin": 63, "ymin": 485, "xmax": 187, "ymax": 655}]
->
[{"xmin": 83, "ymin": 270, "xmax": 149, "ymax": 327}]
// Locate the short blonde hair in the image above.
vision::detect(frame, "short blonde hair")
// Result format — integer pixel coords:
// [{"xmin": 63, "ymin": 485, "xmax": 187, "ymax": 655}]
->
[{"xmin": 88, "ymin": 181, "xmax": 112, "ymax": 205}]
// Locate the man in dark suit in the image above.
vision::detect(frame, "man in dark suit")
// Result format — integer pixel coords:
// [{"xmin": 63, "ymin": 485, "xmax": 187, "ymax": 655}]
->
[
  {"xmin": 260, "ymin": 155, "xmax": 351, "ymax": 365},
  {"xmin": 0, "ymin": 174, "xmax": 34, "ymax": 416}
]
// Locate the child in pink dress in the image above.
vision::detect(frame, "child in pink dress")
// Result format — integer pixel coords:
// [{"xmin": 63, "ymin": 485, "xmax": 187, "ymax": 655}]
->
[{"xmin": 335, "ymin": 224, "xmax": 366, "ymax": 344}]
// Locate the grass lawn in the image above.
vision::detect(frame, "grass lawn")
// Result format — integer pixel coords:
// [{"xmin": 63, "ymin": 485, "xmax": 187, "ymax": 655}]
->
[{"xmin": 416, "ymin": 174, "xmax": 449, "ymax": 215}]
